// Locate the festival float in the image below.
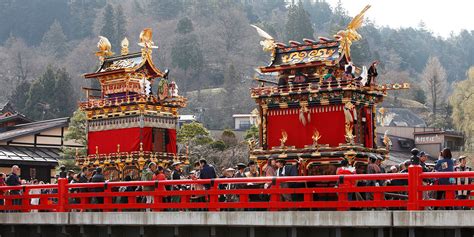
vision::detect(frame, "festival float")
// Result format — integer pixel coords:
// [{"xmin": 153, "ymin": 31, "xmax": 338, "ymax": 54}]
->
[
  {"xmin": 249, "ymin": 5, "xmax": 409, "ymax": 175},
  {"xmin": 75, "ymin": 29, "xmax": 187, "ymax": 181}
]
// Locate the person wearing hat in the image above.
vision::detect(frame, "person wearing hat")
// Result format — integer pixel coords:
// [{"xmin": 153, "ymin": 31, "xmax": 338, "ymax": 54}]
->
[
  {"xmin": 223, "ymin": 168, "xmax": 236, "ymax": 178},
  {"xmin": 454, "ymin": 156, "xmax": 472, "ymax": 202},
  {"xmin": 189, "ymin": 170, "xmax": 205, "ymax": 205},
  {"xmin": 234, "ymin": 163, "xmax": 247, "ymax": 178},
  {"xmin": 170, "ymin": 161, "xmax": 183, "ymax": 205},
  {"xmin": 233, "ymin": 163, "xmax": 247, "ymax": 191},
  {"xmin": 220, "ymin": 168, "xmax": 237, "ymax": 203},
  {"xmin": 171, "ymin": 161, "xmax": 183, "ymax": 181},
  {"xmin": 67, "ymin": 170, "xmax": 76, "ymax": 183}
]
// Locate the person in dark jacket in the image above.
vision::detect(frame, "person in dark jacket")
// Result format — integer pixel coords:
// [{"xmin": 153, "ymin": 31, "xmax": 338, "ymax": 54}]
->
[
  {"xmin": 275, "ymin": 159, "xmax": 300, "ymax": 201},
  {"xmin": 170, "ymin": 162, "xmax": 182, "ymax": 204},
  {"xmin": 118, "ymin": 175, "xmax": 136, "ymax": 204},
  {"xmin": 419, "ymin": 151, "xmax": 430, "ymax": 172},
  {"xmin": 91, "ymin": 167, "xmax": 105, "ymax": 204},
  {"xmin": 199, "ymin": 159, "xmax": 217, "ymax": 190},
  {"xmin": 6, "ymin": 165, "xmax": 21, "ymax": 207},
  {"xmin": 78, "ymin": 167, "xmax": 90, "ymax": 183},
  {"xmin": 434, "ymin": 148, "xmax": 454, "ymax": 202},
  {"xmin": 59, "ymin": 165, "xmax": 67, "ymax": 179}
]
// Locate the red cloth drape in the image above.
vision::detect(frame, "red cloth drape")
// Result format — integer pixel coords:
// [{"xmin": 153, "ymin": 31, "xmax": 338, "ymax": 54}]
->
[
  {"xmin": 266, "ymin": 105, "xmax": 346, "ymax": 149},
  {"xmin": 88, "ymin": 127, "xmax": 152, "ymax": 154},
  {"xmin": 166, "ymin": 129, "xmax": 177, "ymax": 154}
]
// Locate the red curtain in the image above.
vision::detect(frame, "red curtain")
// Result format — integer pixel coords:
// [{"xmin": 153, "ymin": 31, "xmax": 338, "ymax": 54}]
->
[
  {"xmin": 88, "ymin": 127, "xmax": 152, "ymax": 154},
  {"xmin": 166, "ymin": 129, "xmax": 177, "ymax": 154},
  {"xmin": 267, "ymin": 105, "xmax": 346, "ymax": 149}
]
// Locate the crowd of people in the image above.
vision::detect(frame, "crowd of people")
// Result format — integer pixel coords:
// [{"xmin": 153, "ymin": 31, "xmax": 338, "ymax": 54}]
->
[{"xmin": 0, "ymin": 147, "xmax": 472, "ymax": 211}]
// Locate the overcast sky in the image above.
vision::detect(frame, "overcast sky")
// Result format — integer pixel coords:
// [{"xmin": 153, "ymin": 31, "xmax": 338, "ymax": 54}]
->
[{"xmin": 325, "ymin": 0, "xmax": 474, "ymax": 38}]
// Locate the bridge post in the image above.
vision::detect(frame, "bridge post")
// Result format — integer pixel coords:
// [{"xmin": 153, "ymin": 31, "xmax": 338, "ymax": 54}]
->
[
  {"xmin": 57, "ymin": 178, "xmax": 68, "ymax": 212},
  {"xmin": 337, "ymin": 177, "xmax": 349, "ymax": 211},
  {"xmin": 407, "ymin": 165, "xmax": 422, "ymax": 211}
]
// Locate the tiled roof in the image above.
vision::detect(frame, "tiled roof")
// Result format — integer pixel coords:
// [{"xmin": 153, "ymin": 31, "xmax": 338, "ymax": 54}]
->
[
  {"xmin": 0, "ymin": 117, "xmax": 69, "ymax": 142},
  {"xmin": 0, "ymin": 113, "xmax": 33, "ymax": 124},
  {"xmin": 378, "ymin": 108, "xmax": 426, "ymax": 127},
  {"xmin": 0, "ymin": 145, "xmax": 60, "ymax": 165}
]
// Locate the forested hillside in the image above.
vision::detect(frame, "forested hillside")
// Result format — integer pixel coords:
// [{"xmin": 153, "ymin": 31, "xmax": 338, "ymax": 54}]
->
[{"xmin": 0, "ymin": 0, "xmax": 472, "ymax": 129}]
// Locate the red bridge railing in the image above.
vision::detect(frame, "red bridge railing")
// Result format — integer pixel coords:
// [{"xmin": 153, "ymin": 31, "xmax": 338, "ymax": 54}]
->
[{"xmin": 1, "ymin": 165, "xmax": 473, "ymax": 212}]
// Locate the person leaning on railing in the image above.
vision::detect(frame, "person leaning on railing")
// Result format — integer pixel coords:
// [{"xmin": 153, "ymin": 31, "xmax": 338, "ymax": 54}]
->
[
  {"xmin": 454, "ymin": 156, "xmax": 472, "ymax": 207},
  {"xmin": 275, "ymin": 158, "xmax": 299, "ymax": 202},
  {"xmin": 90, "ymin": 167, "xmax": 105, "ymax": 205},
  {"xmin": 6, "ymin": 165, "xmax": 21, "ymax": 209},
  {"xmin": 170, "ymin": 161, "xmax": 183, "ymax": 205},
  {"xmin": 141, "ymin": 162, "xmax": 157, "ymax": 205},
  {"xmin": 434, "ymin": 148, "xmax": 454, "ymax": 203},
  {"xmin": 199, "ymin": 158, "xmax": 217, "ymax": 190},
  {"xmin": 189, "ymin": 170, "xmax": 206, "ymax": 206}
]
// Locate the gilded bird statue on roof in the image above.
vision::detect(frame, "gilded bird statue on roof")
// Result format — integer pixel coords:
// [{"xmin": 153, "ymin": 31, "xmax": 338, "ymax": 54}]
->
[
  {"xmin": 138, "ymin": 28, "xmax": 158, "ymax": 49},
  {"xmin": 95, "ymin": 36, "xmax": 114, "ymax": 61},
  {"xmin": 335, "ymin": 5, "xmax": 371, "ymax": 61},
  {"xmin": 250, "ymin": 24, "xmax": 276, "ymax": 52}
]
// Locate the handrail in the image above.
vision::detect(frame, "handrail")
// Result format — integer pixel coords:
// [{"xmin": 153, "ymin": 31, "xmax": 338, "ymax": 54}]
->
[{"xmin": 2, "ymin": 166, "xmax": 474, "ymax": 212}]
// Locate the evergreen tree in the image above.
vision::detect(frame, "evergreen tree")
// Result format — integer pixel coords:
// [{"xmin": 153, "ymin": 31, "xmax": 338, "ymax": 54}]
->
[
  {"xmin": 245, "ymin": 125, "xmax": 259, "ymax": 140},
  {"xmin": 9, "ymin": 80, "xmax": 31, "ymax": 113},
  {"xmin": 177, "ymin": 121, "xmax": 213, "ymax": 146},
  {"xmin": 62, "ymin": 109, "xmax": 87, "ymax": 159},
  {"xmin": 40, "ymin": 20, "xmax": 68, "ymax": 58},
  {"xmin": 100, "ymin": 4, "xmax": 117, "ymax": 50},
  {"xmin": 24, "ymin": 66, "xmax": 76, "ymax": 120},
  {"xmin": 25, "ymin": 66, "xmax": 57, "ymax": 120},
  {"xmin": 115, "ymin": 4, "xmax": 127, "ymax": 47},
  {"xmin": 171, "ymin": 36, "xmax": 204, "ymax": 74},
  {"xmin": 285, "ymin": 1, "xmax": 314, "ymax": 41},
  {"xmin": 53, "ymin": 68, "xmax": 76, "ymax": 117},
  {"xmin": 221, "ymin": 129, "xmax": 238, "ymax": 147},
  {"xmin": 69, "ymin": 0, "xmax": 105, "ymax": 39}
]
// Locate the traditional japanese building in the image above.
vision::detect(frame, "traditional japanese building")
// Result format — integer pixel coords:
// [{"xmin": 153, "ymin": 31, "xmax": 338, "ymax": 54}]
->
[
  {"xmin": 249, "ymin": 6, "xmax": 407, "ymax": 175},
  {"xmin": 75, "ymin": 29, "xmax": 187, "ymax": 181},
  {"xmin": 0, "ymin": 102, "xmax": 82, "ymax": 182}
]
